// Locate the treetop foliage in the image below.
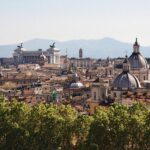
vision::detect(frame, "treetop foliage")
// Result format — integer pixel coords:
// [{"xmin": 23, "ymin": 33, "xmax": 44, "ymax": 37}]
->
[{"xmin": 0, "ymin": 96, "xmax": 149, "ymax": 150}]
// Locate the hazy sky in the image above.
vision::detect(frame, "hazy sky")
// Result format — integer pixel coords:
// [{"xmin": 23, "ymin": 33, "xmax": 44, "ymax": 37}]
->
[{"xmin": 0, "ymin": 0, "xmax": 150, "ymax": 45}]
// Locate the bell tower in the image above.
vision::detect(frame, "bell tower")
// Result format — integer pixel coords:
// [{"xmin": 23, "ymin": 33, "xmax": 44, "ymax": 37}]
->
[{"xmin": 79, "ymin": 48, "xmax": 83, "ymax": 58}]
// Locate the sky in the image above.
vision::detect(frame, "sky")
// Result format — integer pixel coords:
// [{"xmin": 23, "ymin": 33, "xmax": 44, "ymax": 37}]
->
[{"xmin": 0, "ymin": 0, "xmax": 150, "ymax": 45}]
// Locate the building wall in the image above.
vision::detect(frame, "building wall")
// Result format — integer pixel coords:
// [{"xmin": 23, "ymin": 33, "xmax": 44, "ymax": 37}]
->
[
  {"xmin": 70, "ymin": 58, "xmax": 94, "ymax": 68},
  {"xmin": 130, "ymin": 69, "xmax": 150, "ymax": 82},
  {"xmin": 13, "ymin": 49, "xmax": 60, "ymax": 66},
  {"xmin": 91, "ymin": 84, "xmax": 108, "ymax": 102}
]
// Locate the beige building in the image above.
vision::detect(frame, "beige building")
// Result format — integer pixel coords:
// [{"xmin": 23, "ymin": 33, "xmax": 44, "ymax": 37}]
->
[
  {"xmin": 70, "ymin": 57, "xmax": 94, "ymax": 68},
  {"xmin": 91, "ymin": 77, "xmax": 109, "ymax": 102}
]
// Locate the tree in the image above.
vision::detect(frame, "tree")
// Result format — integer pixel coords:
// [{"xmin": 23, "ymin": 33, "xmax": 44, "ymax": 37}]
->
[
  {"xmin": 73, "ymin": 115, "xmax": 93, "ymax": 149},
  {"xmin": 0, "ymin": 97, "xmax": 30, "ymax": 150},
  {"xmin": 127, "ymin": 103, "xmax": 149, "ymax": 150},
  {"xmin": 0, "ymin": 96, "xmax": 149, "ymax": 150},
  {"xmin": 107, "ymin": 104, "xmax": 130, "ymax": 150},
  {"xmin": 144, "ymin": 110, "xmax": 150, "ymax": 149},
  {"xmin": 87, "ymin": 106, "xmax": 110, "ymax": 150}
]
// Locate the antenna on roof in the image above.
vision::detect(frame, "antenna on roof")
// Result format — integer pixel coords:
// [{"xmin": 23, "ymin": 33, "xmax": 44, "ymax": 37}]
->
[
  {"xmin": 136, "ymin": 37, "xmax": 138, "ymax": 42},
  {"xmin": 125, "ymin": 50, "xmax": 128, "ymax": 57},
  {"xmin": 20, "ymin": 43, "xmax": 23, "ymax": 47},
  {"xmin": 66, "ymin": 48, "xmax": 68, "ymax": 57}
]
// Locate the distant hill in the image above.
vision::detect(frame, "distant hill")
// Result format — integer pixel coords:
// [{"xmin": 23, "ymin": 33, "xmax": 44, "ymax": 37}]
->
[{"xmin": 0, "ymin": 37, "xmax": 150, "ymax": 58}]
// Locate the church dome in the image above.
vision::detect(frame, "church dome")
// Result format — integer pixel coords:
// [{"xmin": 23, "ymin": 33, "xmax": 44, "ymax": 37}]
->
[
  {"xmin": 70, "ymin": 82, "xmax": 84, "ymax": 88},
  {"xmin": 129, "ymin": 53, "xmax": 148, "ymax": 69},
  {"xmin": 128, "ymin": 38, "xmax": 149, "ymax": 69},
  {"xmin": 113, "ymin": 72, "xmax": 141, "ymax": 90},
  {"xmin": 113, "ymin": 55, "xmax": 141, "ymax": 90}
]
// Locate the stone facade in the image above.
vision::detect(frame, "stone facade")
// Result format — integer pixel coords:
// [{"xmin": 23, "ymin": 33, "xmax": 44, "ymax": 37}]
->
[{"xmin": 13, "ymin": 43, "xmax": 60, "ymax": 66}]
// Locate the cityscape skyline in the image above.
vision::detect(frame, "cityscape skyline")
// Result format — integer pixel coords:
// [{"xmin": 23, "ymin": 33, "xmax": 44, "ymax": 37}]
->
[
  {"xmin": 0, "ymin": 1, "xmax": 149, "ymax": 148},
  {"xmin": 0, "ymin": 0, "xmax": 150, "ymax": 45}
]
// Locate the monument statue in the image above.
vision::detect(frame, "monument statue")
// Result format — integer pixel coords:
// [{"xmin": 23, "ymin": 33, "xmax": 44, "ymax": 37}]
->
[
  {"xmin": 50, "ymin": 42, "xmax": 55, "ymax": 48},
  {"xmin": 17, "ymin": 43, "xmax": 23, "ymax": 48}
]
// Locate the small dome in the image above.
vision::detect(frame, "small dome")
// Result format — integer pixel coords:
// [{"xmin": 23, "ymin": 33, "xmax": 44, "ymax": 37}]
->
[
  {"xmin": 70, "ymin": 82, "xmax": 84, "ymax": 88},
  {"xmin": 113, "ymin": 72, "xmax": 141, "ymax": 90}
]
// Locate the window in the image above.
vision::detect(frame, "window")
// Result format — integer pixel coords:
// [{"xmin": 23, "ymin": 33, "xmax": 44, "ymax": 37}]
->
[
  {"xmin": 94, "ymin": 92, "xmax": 96, "ymax": 100},
  {"xmin": 110, "ymin": 70, "xmax": 112, "ymax": 75}
]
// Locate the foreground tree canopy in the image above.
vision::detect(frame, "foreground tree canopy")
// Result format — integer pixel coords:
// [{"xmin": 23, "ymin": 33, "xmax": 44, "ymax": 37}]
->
[{"xmin": 0, "ymin": 96, "xmax": 149, "ymax": 150}]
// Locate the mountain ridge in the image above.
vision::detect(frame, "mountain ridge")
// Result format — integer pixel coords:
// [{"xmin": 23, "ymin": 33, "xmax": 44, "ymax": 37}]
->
[{"xmin": 0, "ymin": 37, "xmax": 149, "ymax": 58}]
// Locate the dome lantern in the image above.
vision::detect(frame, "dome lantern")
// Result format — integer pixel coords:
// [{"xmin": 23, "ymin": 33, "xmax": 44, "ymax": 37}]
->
[
  {"xmin": 133, "ymin": 38, "xmax": 140, "ymax": 53},
  {"xmin": 123, "ymin": 55, "xmax": 130, "ymax": 72}
]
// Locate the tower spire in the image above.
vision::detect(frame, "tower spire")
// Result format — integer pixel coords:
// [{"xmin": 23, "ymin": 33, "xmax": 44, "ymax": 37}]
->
[
  {"xmin": 66, "ymin": 48, "xmax": 68, "ymax": 57},
  {"xmin": 79, "ymin": 48, "xmax": 83, "ymax": 58},
  {"xmin": 20, "ymin": 43, "xmax": 23, "ymax": 48},
  {"xmin": 125, "ymin": 50, "xmax": 128, "ymax": 56}
]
